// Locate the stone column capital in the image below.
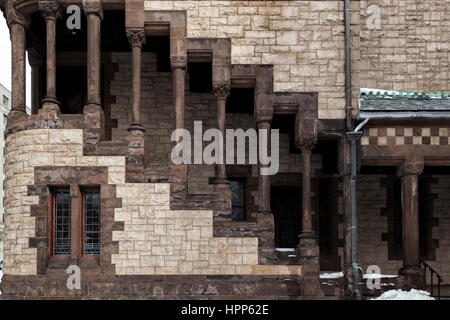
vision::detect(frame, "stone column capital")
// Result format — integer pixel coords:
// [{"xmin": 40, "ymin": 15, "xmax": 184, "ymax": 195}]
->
[
  {"xmin": 170, "ymin": 55, "xmax": 187, "ymax": 69},
  {"xmin": 38, "ymin": 0, "xmax": 62, "ymax": 20},
  {"xmin": 126, "ymin": 29, "xmax": 146, "ymax": 48},
  {"xmin": 255, "ymin": 109, "xmax": 273, "ymax": 125},
  {"xmin": 83, "ymin": 0, "xmax": 104, "ymax": 20},
  {"xmin": 212, "ymin": 82, "xmax": 231, "ymax": 101},
  {"xmin": 397, "ymin": 160, "xmax": 424, "ymax": 177},
  {"xmin": 296, "ymin": 137, "xmax": 317, "ymax": 154}
]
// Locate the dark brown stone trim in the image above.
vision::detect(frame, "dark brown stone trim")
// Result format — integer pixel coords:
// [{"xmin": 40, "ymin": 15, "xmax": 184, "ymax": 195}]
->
[
  {"xmin": 26, "ymin": 166, "xmax": 122, "ymax": 276},
  {"xmin": 0, "ymin": 274, "xmax": 303, "ymax": 299}
]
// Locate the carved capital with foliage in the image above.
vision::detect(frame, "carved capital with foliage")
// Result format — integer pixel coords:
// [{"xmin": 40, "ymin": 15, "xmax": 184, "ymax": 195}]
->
[
  {"xmin": 83, "ymin": 0, "xmax": 103, "ymax": 20},
  {"xmin": 212, "ymin": 82, "xmax": 231, "ymax": 101},
  {"xmin": 170, "ymin": 55, "xmax": 187, "ymax": 69},
  {"xmin": 397, "ymin": 160, "xmax": 424, "ymax": 177},
  {"xmin": 126, "ymin": 29, "xmax": 146, "ymax": 48},
  {"xmin": 38, "ymin": 1, "xmax": 61, "ymax": 20}
]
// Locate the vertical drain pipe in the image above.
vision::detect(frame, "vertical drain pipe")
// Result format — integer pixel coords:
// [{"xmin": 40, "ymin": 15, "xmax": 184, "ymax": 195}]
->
[
  {"xmin": 344, "ymin": 0, "xmax": 353, "ymax": 132},
  {"xmin": 346, "ymin": 119, "xmax": 368, "ymax": 300},
  {"xmin": 344, "ymin": 0, "xmax": 361, "ymax": 299}
]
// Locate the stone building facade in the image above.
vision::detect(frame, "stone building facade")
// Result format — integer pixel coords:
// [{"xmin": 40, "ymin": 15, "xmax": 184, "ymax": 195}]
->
[
  {"xmin": 0, "ymin": 83, "xmax": 12, "ymax": 261},
  {"xmin": 0, "ymin": 0, "xmax": 448, "ymax": 299}
]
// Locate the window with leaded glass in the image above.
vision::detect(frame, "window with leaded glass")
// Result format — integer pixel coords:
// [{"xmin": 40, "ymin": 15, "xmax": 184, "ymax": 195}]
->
[
  {"xmin": 53, "ymin": 189, "xmax": 71, "ymax": 255},
  {"xmin": 229, "ymin": 179, "xmax": 245, "ymax": 221},
  {"xmin": 83, "ymin": 189, "xmax": 100, "ymax": 255}
]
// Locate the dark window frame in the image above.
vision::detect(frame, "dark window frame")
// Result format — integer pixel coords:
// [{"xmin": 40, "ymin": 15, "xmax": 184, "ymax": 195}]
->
[
  {"xmin": 50, "ymin": 188, "xmax": 71, "ymax": 257},
  {"xmin": 81, "ymin": 188, "xmax": 101, "ymax": 256},
  {"xmin": 50, "ymin": 186, "xmax": 101, "ymax": 259},
  {"xmin": 229, "ymin": 178, "xmax": 246, "ymax": 221}
]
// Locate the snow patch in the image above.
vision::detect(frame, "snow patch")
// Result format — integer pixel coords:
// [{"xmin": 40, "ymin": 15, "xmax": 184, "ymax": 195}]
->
[
  {"xmin": 320, "ymin": 272, "xmax": 344, "ymax": 279},
  {"xmin": 372, "ymin": 289, "xmax": 435, "ymax": 300},
  {"xmin": 275, "ymin": 248, "xmax": 296, "ymax": 252},
  {"xmin": 363, "ymin": 274, "xmax": 398, "ymax": 279}
]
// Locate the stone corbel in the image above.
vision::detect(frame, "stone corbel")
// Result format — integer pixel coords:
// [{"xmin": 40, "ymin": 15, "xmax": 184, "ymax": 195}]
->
[
  {"xmin": 83, "ymin": 0, "xmax": 104, "ymax": 20},
  {"xmin": 126, "ymin": 28, "xmax": 146, "ymax": 48}
]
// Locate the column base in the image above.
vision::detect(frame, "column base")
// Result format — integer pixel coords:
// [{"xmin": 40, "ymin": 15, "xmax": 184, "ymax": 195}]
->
[
  {"xmin": 41, "ymin": 97, "xmax": 61, "ymax": 113},
  {"xmin": 126, "ymin": 127, "xmax": 146, "ymax": 166},
  {"xmin": 209, "ymin": 177, "xmax": 230, "ymax": 185},
  {"xmin": 397, "ymin": 266, "xmax": 426, "ymax": 291},
  {"xmin": 5, "ymin": 109, "xmax": 28, "ymax": 134},
  {"xmin": 296, "ymin": 232, "xmax": 319, "ymax": 265},
  {"xmin": 83, "ymin": 104, "xmax": 106, "ymax": 151},
  {"xmin": 128, "ymin": 123, "xmax": 145, "ymax": 133}
]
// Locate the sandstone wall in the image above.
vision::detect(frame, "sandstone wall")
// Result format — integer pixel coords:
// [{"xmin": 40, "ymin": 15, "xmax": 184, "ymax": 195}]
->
[
  {"xmin": 143, "ymin": 0, "xmax": 449, "ymax": 119},
  {"xmin": 427, "ymin": 175, "xmax": 450, "ymax": 283},
  {"xmin": 3, "ymin": 128, "xmax": 301, "ymax": 276},
  {"xmin": 144, "ymin": 0, "xmax": 360, "ymax": 120},
  {"xmin": 357, "ymin": 174, "xmax": 450, "ymax": 284},
  {"xmin": 356, "ymin": 174, "xmax": 402, "ymax": 276},
  {"xmin": 109, "ymin": 52, "xmax": 322, "ymax": 196},
  {"xmin": 360, "ymin": 0, "xmax": 450, "ymax": 92}
]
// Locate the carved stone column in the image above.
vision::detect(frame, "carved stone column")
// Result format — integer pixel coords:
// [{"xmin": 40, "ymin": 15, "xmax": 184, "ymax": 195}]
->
[
  {"xmin": 5, "ymin": 4, "xmax": 30, "ymax": 118},
  {"xmin": 83, "ymin": 0, "xmax": 105, "ymax": 148},
  {"xmin": 170, "ymin": 55, "xmax": 187, "ymax": 182},
  {"xmin": 125, "ymin": 28, "xmax": 146, "ymax": 165},
  {"xmin": 212, "ymin": 82, "xmax": 230, "ymax": 183},
  {"xmin": 256, "ymin": 118, "xmax": 272, "ymax": 216},
  {"xmin": 39, "ymin": 0, "xmax": 61, "ymax": 113},
  {"xmin": 83, "ymin": 1, "xmax": 103, "ymax": 108},
  {"xmin": 28, "ymin": 49, "xmax": 42, "ymax": 115},
  {"xmin": 126, "ymin": 29, "xmax": 145, "ymax": 132},
  {"xmin": 297, "ymin": 137, "xmax": 316, "ymax": 235},
  {"xmin": 397, "ymin": 159, "xmax": 423, "ymax": 267},
  {"xmin": 396, "ymin": 158, "xmax": 425, "ymax": 289},
  {"xmin": 338, "ymin": 137, "xmax": 354, "ymax": 296},
  {"xmin": 295, "ymin": 116, "xmax": 322, "ymax": 297},
  {"xmin": 295, "ymin": 116, "xmax": 320, "ymax": 267}
]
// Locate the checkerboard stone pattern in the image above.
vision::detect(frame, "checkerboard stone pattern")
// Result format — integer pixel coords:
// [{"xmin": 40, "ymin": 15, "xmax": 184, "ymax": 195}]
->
[{"xmin": 361, "ymin": 127, "xmax": 450, "ymax": 146}]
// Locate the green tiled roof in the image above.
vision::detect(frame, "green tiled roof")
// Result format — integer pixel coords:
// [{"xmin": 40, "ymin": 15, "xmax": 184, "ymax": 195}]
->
[{"xmin": 360, "ymin": 91, "xmax": 449, "ymax": 100}]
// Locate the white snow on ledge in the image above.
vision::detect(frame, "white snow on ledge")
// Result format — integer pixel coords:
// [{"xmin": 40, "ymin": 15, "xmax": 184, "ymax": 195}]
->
[
  {"xmin": 320, "ymin": 272, "xmax": 344, "ymax": 279},
  {"xmin": 275, "ymin": 248, "xmax": 296, "ymax": 252},
  {"xmin": 320, "ymin": 272, "xmax": 399, "ymax": 280},
  {"xmin": 363, "ymin": 274, "xmax": 398, "ymax": 279},
  {"xmin": 372, "ymin": 289, "xmax": 434, "ymax": 300}
]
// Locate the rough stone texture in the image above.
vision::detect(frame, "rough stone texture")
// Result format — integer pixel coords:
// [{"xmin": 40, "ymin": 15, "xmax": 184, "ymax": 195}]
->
[
  {"xmin": 360, "ymin": 0, "xmax": 450, "ymax": 92},
  {"xmin": 112, "ymin": 182, "xmax": 302, "ymax": 275},
  {"xmin": 144, "ymin": 0, "xmax": 361, "ymax": 120},
  {"xmin": 427, "ymin": 175, "xmax": 450, "ymax": 283},
  {"xmin": 4, "ymin": 128, "xmax": 301, "ymax": 277},
  {"xmin": 109, "ymin": 52, "xmax": 322, "ymax": 196},
  {"xmin": 144, "ymin": 0, "xmax": 450, "ymax": 119},
  {"xmin": 356, "ymin": 174, "xmax": 450, "ymax": 284},
  {"xmin": 356, "ymin": 174, "xmax": 402, "ymax": 275}
]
